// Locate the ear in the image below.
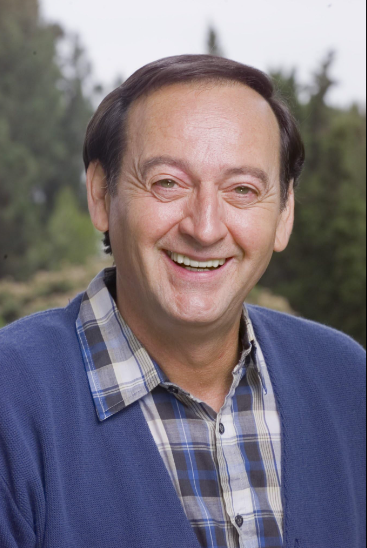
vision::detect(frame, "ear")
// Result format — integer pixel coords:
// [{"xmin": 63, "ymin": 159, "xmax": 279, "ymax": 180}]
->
[
  {"xmin": 86, "ymin": 162, "xmax": 110, "ymax": 233},
  {"xmin": 274, "ymin": 184, "xmax": 295, "ymax": 253}
]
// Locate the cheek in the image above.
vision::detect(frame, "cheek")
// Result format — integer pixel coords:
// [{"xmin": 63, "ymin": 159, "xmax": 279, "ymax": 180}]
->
[
  {"xmin": 110, "ymin": 195, "xmax": 184, "ymax": 248},
  {"xmin": 230, "ymin": 208, "xmax": 278, "ymax": 257}
]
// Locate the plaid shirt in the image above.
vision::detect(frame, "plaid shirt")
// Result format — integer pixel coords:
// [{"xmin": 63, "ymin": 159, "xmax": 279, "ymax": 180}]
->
[{"xmin": 77, "ymin": 269, "xmax": 283, "ymax": 548}]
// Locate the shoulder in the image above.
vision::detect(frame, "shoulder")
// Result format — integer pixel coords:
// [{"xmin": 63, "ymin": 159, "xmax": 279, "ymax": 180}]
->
[
  {"xmin": 248, "ymin": 306, "xmax": 366, "ymax": 415},
  {"xmin": 0, "ymin": 293, "xmax": 85, "ymax": 436},
  {"xmin": 0, "ymin": 293, "xmax": 83, "ymax": 366},
  {"xmin": 247, "ymin": 305, "xmax": 366, "ymax": 361}
]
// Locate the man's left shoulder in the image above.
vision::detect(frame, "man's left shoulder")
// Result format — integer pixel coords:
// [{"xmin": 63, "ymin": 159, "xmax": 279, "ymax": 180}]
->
[{"xmin": 247, "ymin": 304, "xmax": 366, "ymax": 363}]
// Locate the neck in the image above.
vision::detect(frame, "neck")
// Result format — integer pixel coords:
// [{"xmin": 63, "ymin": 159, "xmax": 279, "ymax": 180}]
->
[{"xmin": 116, "ymin": 291, "xmax": 242, "ymax": 413}]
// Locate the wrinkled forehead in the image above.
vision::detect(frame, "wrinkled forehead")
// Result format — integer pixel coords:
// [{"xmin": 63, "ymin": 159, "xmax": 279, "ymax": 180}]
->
[
  {"xmin": 125, "ymin": 82, "xmax": 281, "ymax": 178},
  {"xmin": 128, "ymin": 81, "xmax": 280, "ymax": 137}
]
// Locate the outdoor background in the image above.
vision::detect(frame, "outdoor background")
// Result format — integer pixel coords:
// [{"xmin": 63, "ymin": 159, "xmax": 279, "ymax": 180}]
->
[{"xmin": 0, "ymin": 0, "xmax": 366, "ymax": 346}]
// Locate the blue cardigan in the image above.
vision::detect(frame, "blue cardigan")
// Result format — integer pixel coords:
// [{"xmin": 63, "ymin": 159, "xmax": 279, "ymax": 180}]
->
[{"xmin": 0, "ymin": 295, "xmax": 365, "ymax": 548}]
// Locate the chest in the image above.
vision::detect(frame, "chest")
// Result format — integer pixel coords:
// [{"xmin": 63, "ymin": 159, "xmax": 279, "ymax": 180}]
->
[
  {"xmin": 139, "ymin": 365, "xmax": 283, "ymax": 548},
  {"xmin": 35, "ymin": 387, "xmax": 364, "ymax": 548}
]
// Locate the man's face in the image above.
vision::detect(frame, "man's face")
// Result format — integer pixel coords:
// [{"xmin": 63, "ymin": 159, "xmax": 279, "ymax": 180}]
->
[{"xmin": 106, "ymin": 83, "xmax": 293, "ymax": 327}]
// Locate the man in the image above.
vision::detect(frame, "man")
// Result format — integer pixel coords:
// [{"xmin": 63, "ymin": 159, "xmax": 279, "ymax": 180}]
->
[{"xmin": 0, "ymin": 55, "xmax": 365, "ymax": 548}]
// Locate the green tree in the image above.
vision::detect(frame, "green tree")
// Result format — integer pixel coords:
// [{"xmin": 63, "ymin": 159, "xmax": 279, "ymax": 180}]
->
[
  {"xmin": 44, "ymin": 187, "xmax": 98, "ymax": 267},
  {"xmin": 263, "ymin": 55, "xmax": 366, "ymax": 346},
  {"xmin": 207, "ymin": 27, "xmax": 224, "ymax": 57},
  {"xmin": 0, "ymin": 0, "xmax": 94, "ymax": 279}
]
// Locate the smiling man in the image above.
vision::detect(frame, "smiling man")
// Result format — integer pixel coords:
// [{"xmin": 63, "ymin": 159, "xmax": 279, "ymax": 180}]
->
[{"xmin": 0, "ymin": 56, "xmax": 365, "ymax": 548}]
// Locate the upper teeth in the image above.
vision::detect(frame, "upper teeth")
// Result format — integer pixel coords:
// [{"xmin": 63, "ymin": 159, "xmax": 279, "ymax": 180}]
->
[{"xmin": 168, "ymin": 252, "xmax": 226, "ymax": 269}]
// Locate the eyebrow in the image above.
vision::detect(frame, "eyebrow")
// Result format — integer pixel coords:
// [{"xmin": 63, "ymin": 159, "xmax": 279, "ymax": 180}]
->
[
  {"xmin": 222, "ymin": 167, "xmax": 269, "ymax": 187},
  {"xmin": 140, "ymin": 156, "xmax": 192, "ymax": 180},
  {"xmin": 140, "ymin": 156, "xmax": 269, "ymax": 187}
]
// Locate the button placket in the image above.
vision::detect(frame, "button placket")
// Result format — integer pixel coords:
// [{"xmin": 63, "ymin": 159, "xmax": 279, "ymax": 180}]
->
[
  {"xmin": 216, "ymin": 401, "xmax": 258, "ymax": 543},
  {"xmin": 216, "ymin": 413, "xmax": 241, "ymax": 541}
]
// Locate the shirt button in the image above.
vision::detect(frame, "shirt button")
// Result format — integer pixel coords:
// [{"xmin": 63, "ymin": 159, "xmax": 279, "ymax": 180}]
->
[
  {"xmin": 235, "ymin": 515, "xmax": 244, "ymax": 528},
  {"xmin": 168, "ymin": 386, "xmax": 179, "ymax": 394},
  {"xmin": 219, "ymin": 423, "xmax": 225, "ymax": 435}
]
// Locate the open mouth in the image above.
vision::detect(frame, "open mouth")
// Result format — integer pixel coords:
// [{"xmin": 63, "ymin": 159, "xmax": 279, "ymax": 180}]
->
[{"xmin": 165, "ymin": 251, "xmax": 228, "ymax": 272}]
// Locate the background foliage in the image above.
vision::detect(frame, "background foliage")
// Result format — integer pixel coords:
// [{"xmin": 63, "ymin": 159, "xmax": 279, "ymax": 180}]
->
[
  {"xmin": 0, "ymin": 0, "xmax": 96, "ymax": 278},
  {"xmin": 265, "ymin": 56, "xmax": 366, "ymax": 346},
  {"xmin": 0, "ymin": 2, "xmax": 365, "ymax": 346}
]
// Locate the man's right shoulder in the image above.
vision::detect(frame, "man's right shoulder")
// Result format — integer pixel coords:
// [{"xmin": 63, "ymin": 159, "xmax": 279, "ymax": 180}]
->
[{"xmin": 0, "ymin": 293, "xmax": 84, "ymax": 367}]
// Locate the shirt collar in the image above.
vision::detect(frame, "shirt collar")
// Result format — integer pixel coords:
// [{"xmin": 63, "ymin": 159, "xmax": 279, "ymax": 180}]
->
[{"xmin": 77, "ymin": 268, "xmax": 264, "ymax": 422}]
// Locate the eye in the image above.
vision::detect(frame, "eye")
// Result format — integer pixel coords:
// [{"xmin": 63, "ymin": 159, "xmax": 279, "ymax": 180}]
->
[
  {"xmin": 154, "ymin": 179, "xmax": 177, "ymax": 189},
  {"xmin": 150, "ymin": 178, "xmax": 188, "ymax": 202},
  {"xmin": 224, "ymin": 184, "xmax": 260, "ymax": 208},
  {"xmin": 234, "ymin": 186, "xmax": 252, "ymax": 195}
]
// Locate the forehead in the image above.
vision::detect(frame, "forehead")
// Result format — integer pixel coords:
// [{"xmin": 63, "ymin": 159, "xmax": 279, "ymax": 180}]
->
[{"xmin": 126, "ymin": 82, "xmax": 281, "ymax": 174}]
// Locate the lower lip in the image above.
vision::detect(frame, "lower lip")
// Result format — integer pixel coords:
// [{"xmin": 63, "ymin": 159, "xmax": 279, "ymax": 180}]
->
[{"xmin": 163, "ymin": 252, "xmax": 233, "ymax": 280}]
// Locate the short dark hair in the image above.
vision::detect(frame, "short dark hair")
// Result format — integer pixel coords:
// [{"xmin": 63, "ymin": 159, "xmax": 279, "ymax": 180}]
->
[{"xmin": 83, "ymin": 55, "xmax": 305, "ymax": 254}]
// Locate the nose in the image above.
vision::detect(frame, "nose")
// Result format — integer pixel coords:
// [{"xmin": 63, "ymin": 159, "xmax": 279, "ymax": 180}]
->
[{"xmin": 179, "ymin": 184, "xmax": 227, "ymax": 247}]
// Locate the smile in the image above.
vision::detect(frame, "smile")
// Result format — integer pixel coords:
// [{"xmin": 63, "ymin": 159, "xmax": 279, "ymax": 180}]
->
[{"xmin": 166, "ymin": 251, "xmax": 227, "ymax": 272}]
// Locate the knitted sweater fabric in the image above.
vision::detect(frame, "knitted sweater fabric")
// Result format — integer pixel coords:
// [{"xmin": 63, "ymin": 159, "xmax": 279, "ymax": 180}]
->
[{"xmin": 0, "ymin": 295, "xmax": 365, "ymax": 548}]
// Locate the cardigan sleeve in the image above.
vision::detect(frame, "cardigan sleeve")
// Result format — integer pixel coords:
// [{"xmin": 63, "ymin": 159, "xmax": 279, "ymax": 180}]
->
[
  {"xmin": 0, "ymin": 475, "xmax": 36, "ymax": 548},
  {"xmin": 0, "ymin": 342, "xmax": 44, "ymax": 548}
]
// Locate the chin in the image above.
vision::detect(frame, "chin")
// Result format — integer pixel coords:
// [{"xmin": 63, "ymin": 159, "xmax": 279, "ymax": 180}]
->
[{"xmin": 166, "ymin": 297, "xmax": 226, "ymax": 325}]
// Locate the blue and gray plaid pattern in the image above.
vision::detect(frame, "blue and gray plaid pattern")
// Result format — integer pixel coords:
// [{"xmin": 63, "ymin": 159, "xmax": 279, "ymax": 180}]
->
[{"xmin": 77, "ymin": 269, "xmax": 283, "ymax": 548}]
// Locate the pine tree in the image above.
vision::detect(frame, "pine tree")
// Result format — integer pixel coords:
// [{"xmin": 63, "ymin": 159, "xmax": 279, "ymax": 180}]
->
[
  {"xmin": 264, "ymin": 56, "xmax": 366, "ymax": 346},
  {"xmin": 207, "ymin": 27, "xmax": 224, "ymax": 57},
  {"xmin": 0, "ymin": 0, "xmax": 94, "ymax": 278}
]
